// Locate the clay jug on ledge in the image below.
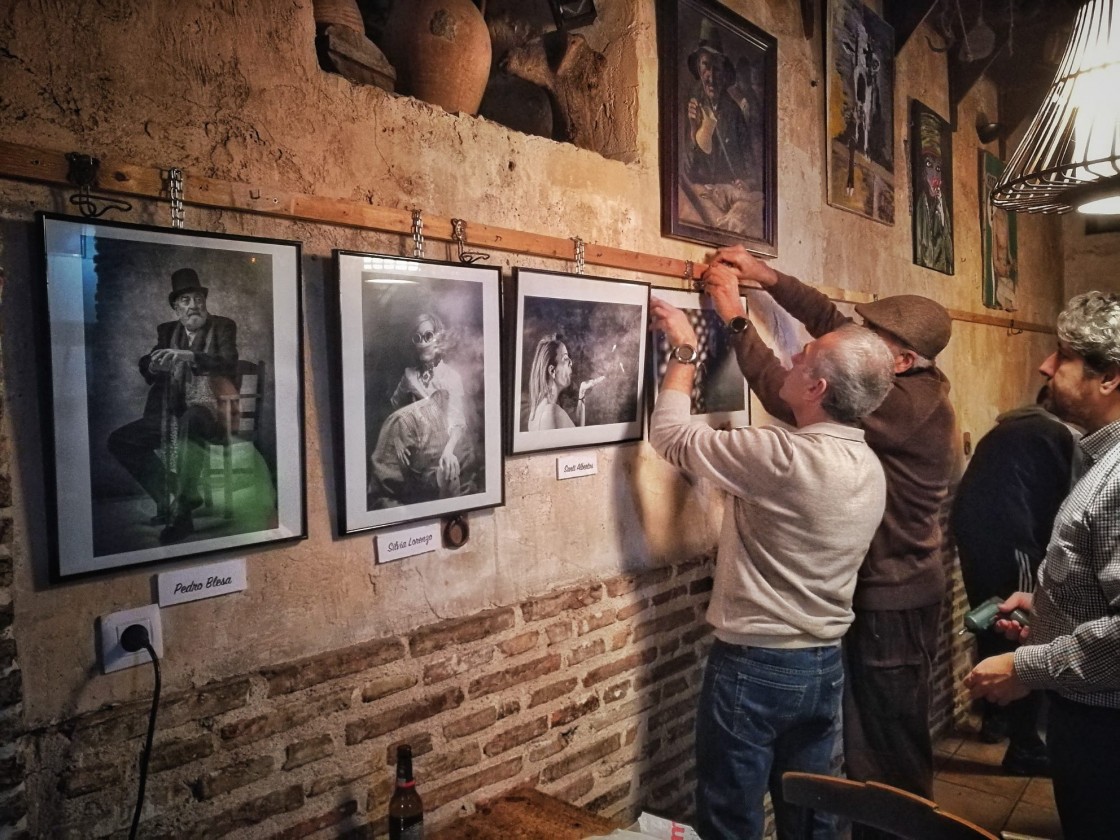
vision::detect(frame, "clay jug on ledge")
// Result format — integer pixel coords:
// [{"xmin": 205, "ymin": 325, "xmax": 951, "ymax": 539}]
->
[{"xmin": 383, "ymin": 0, "xmax": 492, "ymax": 116}]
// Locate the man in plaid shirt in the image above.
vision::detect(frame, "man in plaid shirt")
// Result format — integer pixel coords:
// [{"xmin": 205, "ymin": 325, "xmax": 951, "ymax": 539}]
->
[{"xmin": 965, "ymin": 290, "xmax": 1120, "ymax": 840}]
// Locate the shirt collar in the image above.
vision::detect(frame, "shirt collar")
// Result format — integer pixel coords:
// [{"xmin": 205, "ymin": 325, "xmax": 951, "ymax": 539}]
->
[{"xmin": 1078, "ymin": 418, "xmax": 1120, "ymax": 465}]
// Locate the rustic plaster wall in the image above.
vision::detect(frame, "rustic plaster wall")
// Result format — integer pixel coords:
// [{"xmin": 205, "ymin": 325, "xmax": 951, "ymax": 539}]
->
[
  {"xmin": 1062, "ymin": 215, "xmax": 1120, "ymax": 300},
  {"xmin": 0, "ymin": 0, "xmax": 1104, "ymax": 835}
]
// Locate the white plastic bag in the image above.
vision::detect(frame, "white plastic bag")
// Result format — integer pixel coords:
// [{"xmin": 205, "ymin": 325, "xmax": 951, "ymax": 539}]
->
[{"xmin": 584, "ymin": 811, "xmax": 700, "ymax": 840}]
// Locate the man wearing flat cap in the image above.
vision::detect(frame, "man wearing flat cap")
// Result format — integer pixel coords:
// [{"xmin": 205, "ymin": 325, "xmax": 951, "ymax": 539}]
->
[
  {"xmin": 681, "ymin": 18, "xmax": 763, "ymax": 239},
  {"xmin": 703, "ymin": 245, "xmax": 957, "ymax": 827},
  {"xmin": 108, "ymin": 267, "xmax": 239, "ymax": 544}
]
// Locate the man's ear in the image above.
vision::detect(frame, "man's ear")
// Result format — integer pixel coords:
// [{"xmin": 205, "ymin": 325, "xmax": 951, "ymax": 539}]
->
[
  {"xmin": 807, "ymin": 377, "xmax": 828, "ymax": 402},
  {"xmin": 1099, "ymin": 364, "xmax": 1120, "ymax": 395},
  {"xmin": 893, "ymin": 350, "xmax": 916, "ymax": 374}
]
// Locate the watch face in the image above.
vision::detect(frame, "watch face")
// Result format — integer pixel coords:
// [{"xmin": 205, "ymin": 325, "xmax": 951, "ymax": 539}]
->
[
  {"xmin": 672, "ymin": 344, "xmax": 699, "ymax": 364},
  {"xmin": 727, "ymin": 316, "xmax": 749, "ymax": 334}
]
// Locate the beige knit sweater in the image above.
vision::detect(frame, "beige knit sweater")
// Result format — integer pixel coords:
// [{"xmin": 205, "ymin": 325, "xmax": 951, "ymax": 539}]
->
[{"xmin": 650, "ymin": 390, "xmax": 886, "ymax": 648}]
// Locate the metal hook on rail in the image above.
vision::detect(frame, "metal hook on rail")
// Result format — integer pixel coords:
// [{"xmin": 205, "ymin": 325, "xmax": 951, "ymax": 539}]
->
[
  {"xmin": 451, "ymin": 218, "xmax": 490, "ymax": 264},
  {"xmin": 66, "ymin": 153, "xmax": 132, "ymax": 218}
]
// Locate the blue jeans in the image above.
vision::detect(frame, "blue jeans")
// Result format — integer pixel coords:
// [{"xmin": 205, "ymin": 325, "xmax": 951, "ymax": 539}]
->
[{"xmin": 695, "ymin": 639, "xmax": 845, "ymax": 840}]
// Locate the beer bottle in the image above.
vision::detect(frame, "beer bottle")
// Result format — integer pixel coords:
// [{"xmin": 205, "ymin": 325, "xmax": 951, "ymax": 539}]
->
[{"xmin": 388, "ymin": 744, "xmax": 423, "ymax": 840}]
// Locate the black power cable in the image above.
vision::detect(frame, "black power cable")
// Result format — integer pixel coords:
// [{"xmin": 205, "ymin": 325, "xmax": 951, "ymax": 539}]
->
[{"xmin": 119, "ymin": 624, "xmax": 162, "ymax": 840}]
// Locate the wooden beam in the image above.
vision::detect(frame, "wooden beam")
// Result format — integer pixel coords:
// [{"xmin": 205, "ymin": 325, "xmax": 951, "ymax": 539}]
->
[{"xmin": 0, "ymin": 139, "xmax": 1051, "ymax": 335}]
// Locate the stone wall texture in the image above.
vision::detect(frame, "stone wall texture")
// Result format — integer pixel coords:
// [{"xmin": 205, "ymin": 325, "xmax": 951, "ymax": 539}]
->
[{"xmin": 0, "ymin": 0, "xmax": 1112, "ymax": 837}]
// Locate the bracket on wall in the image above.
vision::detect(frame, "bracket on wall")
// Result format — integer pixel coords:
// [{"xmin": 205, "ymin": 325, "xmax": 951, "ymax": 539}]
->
[{"xmin": 65, "ymin": 152, "xmax": 132, "ymax": 218}]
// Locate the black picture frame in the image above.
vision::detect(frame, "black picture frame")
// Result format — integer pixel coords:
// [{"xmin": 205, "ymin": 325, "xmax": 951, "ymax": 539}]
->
[
  {"xmin": 332, "ymin": 252, "xmax": 505, "ymax": 533},
  {"xmin": 509, "ymin": 268, "xmax": 650, "ymax": 455},
  {"xmin": 649, "ymin": 287, "xmax": 750, "ymax": 429},
  {"xmin": 38, "ymin": 213, "xmax": 306, "ymax": 580},
  {"xmin": 657, "ymin": 0, "xmax": 778, "ymax": 256}
]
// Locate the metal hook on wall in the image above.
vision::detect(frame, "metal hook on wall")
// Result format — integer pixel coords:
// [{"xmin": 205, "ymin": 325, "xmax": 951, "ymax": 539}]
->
[
  {"xmin": 450, "ymin": 218, "xmax": 490, "ymax": 264},
  {"xmin": 684, "ymin": 259, "xmax": 703, "ymax": 291},
  {"xmin": 1007, "ymin": 319, "xmax": 1023, "ymax": 336},
  {"xmin": 571, "ymin": 236, "xmax": 586, "ymax": 275},
  {"xmin": 66, "ymin": 153, "xmax": 132, "ymax": 218}
]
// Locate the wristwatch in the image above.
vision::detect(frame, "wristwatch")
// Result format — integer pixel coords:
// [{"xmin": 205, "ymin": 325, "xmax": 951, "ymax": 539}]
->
[
  {"xmin": 670, "ymin": 344, "xmax": 700, "ymax": 365},
  {"xmin": 726, "ymin": 315, "xmax": 749, "ymax": 334}
]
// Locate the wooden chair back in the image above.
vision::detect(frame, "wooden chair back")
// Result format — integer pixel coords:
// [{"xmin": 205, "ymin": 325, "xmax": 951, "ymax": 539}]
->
[{"xmin": 781, "ymin": 772, "xmax": 1001, "ymax": 840}]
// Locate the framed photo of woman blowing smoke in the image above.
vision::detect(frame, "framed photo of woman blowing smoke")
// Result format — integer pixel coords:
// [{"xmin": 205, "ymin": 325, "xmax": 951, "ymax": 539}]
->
[
  {"xmin": 332, "ymin": 252, "xmax": 504, "ymax": 534},
  {"xmin": 38, "ymin": 213, "xmax": 306, "ymax": 580},
  {"xmin": 657, "ymin": 0, "xmax": 778, "ymax": 256},
  {"xmin": 510, "ymin": 268, "xmax": 650, "ymax": 455}
]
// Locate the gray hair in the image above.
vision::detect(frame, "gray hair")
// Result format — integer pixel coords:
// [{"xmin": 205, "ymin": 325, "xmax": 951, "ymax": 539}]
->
[
  {"xmin": 810, "ymin": 324, "xmax": 896, "ymax": 423},
  {"xmin": 1057, "ymin": 291, "xmax": 1120, "ymax": 375}
]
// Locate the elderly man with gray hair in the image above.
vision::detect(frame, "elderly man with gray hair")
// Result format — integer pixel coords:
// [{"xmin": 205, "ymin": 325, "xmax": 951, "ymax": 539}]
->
[
  {"xmin": 704, "ymin": 245, "xmax": 958, "ymax": 832},
  {"xmin": 649, "ymin": 296, "xmax": 895, "ymax": 840},
  {"xmin": 965, "ymin": 291, "xmax": 1120, "ymax": 840}
]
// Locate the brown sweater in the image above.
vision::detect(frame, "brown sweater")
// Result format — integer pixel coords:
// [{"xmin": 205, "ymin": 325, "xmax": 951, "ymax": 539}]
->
[{"xmin": 735, "ymin": 271, "xmax": 958, "ymax": 610}]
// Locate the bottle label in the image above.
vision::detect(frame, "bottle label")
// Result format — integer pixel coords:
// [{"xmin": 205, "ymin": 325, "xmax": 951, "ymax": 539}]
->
[
  {"xmin": 400, "ymin": 825, "xmax": 423, "ymax": 840},
  {"xmin": 390, "ymin": 816, "xmax": 423, "ymax": 840}
]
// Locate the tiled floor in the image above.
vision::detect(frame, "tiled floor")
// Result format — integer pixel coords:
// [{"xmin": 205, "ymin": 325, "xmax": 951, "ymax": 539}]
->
[{"xmin": 933, "ymin": 733, "xmax": 1062, "ymax": 839}]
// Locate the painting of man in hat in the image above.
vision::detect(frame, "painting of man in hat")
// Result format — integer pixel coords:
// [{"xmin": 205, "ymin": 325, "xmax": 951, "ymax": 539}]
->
[
  {"xmin": 107, "ymin": 266, "xmax": 240, "ymax": 544},
  {"xmin": 660, "ymin": 0, "xmax": 776, "ymax": 254}
]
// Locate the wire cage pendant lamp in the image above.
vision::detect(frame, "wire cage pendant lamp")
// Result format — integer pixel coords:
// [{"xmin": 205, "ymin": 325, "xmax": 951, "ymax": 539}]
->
[{"xmin": 992, "ymin": 0, "xmax": 1120, "ymax": 214}]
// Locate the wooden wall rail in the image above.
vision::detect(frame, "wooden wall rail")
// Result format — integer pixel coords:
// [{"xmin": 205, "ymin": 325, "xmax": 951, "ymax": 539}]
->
[{"xmin": 0, "ymin": 139, "xmax": 1052, "ymax": 335}]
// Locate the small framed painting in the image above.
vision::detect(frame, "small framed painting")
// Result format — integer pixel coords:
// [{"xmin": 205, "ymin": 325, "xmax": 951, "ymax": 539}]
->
[
  {"xmin": 980, "ymin": 151, "xmax": 1018, "ymax": 310},
  {"xmin": 911, "ymin": 99, "xmax": 955, "ymax": 274},
  {"xmin": 649, "ymin": 287, "xmax": 750, "ymax": 429},
  {"xmin": 38, "ymin": 213, "xmax": 306, "ymax": 580},
  {"xmin": 657, "ymin": 0, "xmax": 778, "ymax": 255},
  {"xmin": 826, "ymin": 0, "xmax": 896, "ymax": 224},
  {"xmin": 332, "ymin": 252, "xmax": 504, "ymax": 533},
  {"xmin": 510, "ymin": 268, "xmax": 650, "ymax": 455}
]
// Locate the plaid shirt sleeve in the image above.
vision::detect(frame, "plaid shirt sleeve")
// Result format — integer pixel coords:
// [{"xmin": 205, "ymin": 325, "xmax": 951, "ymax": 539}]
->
[{"xmin": 1014, "ymin": 421, "xmax": 1120, "ymax": 707}]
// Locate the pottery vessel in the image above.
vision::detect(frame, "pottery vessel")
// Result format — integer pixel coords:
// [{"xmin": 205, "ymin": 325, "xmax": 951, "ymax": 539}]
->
[
  {"xmin": 312, "ymin": 0, "xmax": 365, "ymax": 34},
  {"xmin": 384, "ymin": 0, "xmax": 492, "ymax": 115}
]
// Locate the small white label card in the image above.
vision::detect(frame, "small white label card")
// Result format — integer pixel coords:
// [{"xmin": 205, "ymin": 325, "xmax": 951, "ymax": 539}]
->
[
  {"xmin": 158, "ymin": 558, "xmax": 247, "ymax": 606},
  {"xmin": 557, "ymin": 452, "xmax": 598, "ymax": 480},
  {"xmin": 376, "ymin": 521, "xmax": 441, "ymax": 564}
]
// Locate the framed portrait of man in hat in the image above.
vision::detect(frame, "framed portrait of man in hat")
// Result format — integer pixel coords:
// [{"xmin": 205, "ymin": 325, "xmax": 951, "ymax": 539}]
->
[
  {"xmin": 656, "ymin": 0, "xmax": 778, "ymax": 256},
  {"xmin": 37, "ymin": 213, "xmax": 306, "ymax": 580}
]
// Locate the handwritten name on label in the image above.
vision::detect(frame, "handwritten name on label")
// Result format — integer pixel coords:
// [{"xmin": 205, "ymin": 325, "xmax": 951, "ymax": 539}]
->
[
  {"xmin": 158, "ymin": 559, "xmax": 247, "ymax": 606},
  {"xmin": 557, "ymin": 452, "xmax": 598, "ymax": 480},
  {"xmin": 377, "ymin": 522, "xmax": 441, "ymax": 563}
]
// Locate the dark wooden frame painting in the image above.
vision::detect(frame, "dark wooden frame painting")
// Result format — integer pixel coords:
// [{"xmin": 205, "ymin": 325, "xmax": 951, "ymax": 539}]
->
[
  {"xmin": 980, "ymin": 150, "xmax": 1018, "ymax": 308},
  {"xmin": 657, "ymin": 0, "xmax": 778, "ymax": 255},
  {"xmin": 911, "ymin": 99, "xmax": 955, "ymax": 274},
  {"xmin": 826, "ymin": 0, "xmax": 896, "ymax": 225}
]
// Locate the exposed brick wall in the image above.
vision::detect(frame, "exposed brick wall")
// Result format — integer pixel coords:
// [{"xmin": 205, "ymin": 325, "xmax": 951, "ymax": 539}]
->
[{"xmin": 19, "ymin": 558, "xmax": 716, "ymax": 838}]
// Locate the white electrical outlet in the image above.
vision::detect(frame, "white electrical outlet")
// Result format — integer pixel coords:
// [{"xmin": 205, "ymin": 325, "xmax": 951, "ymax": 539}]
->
[{"xmin": 99, "ymin": 604, "xmax": 164, "ymax": 674}]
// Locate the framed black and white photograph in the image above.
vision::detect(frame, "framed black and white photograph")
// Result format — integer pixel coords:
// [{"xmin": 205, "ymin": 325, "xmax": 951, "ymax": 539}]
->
[
  {"xmin": 39, "ymin": 213, "xmax": 306, "ymax": 580},
  {"xmin": 334, "ymin": 252, "xmax": 504, "ymax": 533},
  {"xmin": 657, "ymin": 0, "xmax": 778, "ymax": 255},
  {"xmin": 510, "ymin": 268, "xmax": 649, "ymax": 455},
  {"xmin": 649, "ymin": 287, "xmax": 750, "ymax": 429}
]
